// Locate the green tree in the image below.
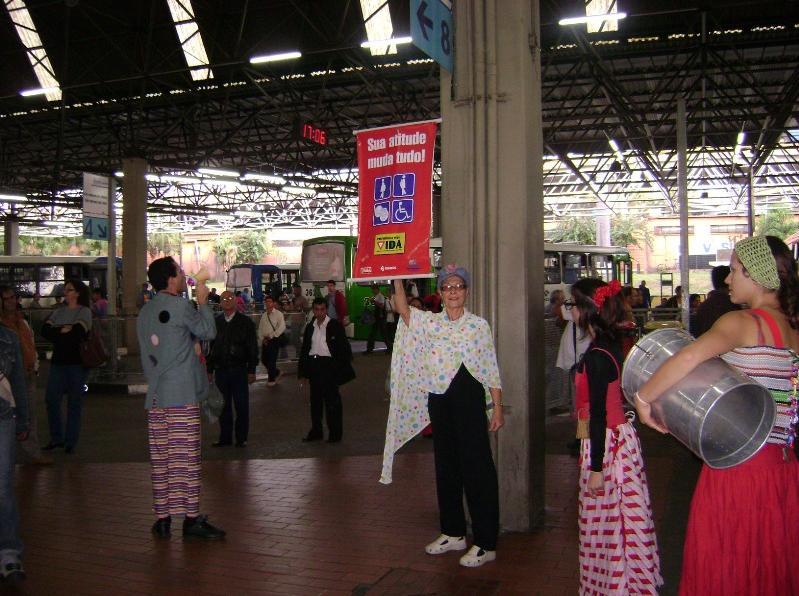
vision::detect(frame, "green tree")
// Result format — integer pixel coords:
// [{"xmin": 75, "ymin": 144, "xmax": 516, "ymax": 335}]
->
[
  {"xmin": 548, "ymin": 217, "xmax": 596, "ymax": 244},
  {"xmin": 755, "ymin": 208, "xmax": 798, "ymax": 240},
  {"xmin": 147, "ymin": 233, "xmax": 183, "ymax": 260},
  {"xmin": 213, "ymin": 231, "xmax": 270, "ymax": 270},
  {"xmin": 611, "ymin": 213, "xmax": 653, "ymax": 249}
]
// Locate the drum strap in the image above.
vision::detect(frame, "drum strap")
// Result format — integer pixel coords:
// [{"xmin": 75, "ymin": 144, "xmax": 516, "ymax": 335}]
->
[{"xmin": 748, "ymin": 308, "xmax": 785, "ymax": 348}]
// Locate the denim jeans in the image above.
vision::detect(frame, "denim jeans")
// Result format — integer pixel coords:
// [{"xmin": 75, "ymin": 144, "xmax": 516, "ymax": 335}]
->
[
  {"xmin": 0, "ymin": 414, "xmax": 22, "ymax": 556},
  {"xmin": 45, "ymin": 364, "xmax": 87, "ymax": 448}
]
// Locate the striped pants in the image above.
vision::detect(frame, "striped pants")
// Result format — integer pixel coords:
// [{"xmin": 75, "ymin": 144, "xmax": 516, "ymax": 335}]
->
[{"xmin": 147, "ymin": 404, "xmax": 201, "ymax": 518}]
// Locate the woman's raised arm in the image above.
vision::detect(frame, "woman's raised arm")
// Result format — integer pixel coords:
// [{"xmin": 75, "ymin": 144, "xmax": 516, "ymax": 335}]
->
[{"xmin": 393, "ymin": 279, "xmax": 410, "ymax": 326}]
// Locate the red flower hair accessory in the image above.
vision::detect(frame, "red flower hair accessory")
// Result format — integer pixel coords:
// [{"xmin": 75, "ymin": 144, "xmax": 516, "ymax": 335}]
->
[{"xmin": 593, "ymin": 279, "xmax": 622, "ymax": 309}]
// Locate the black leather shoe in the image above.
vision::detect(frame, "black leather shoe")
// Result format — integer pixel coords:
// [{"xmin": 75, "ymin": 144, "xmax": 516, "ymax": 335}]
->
[
  {"xmin": 64, "ymin": 445, "xmax": 74, "ymax": 454},
  {"xmin": 212, "ymin": 441, "xmax": 232, "ymax": 447},
  {"xmin": 302, "ymin": 433, "xmax": 322, "ymax": 442},
  {"xmin": 183, "ymin": 515, "xmax": 225, "ymax": 540},
  {"xmin": 327, "ymin": 437, "xmax": 342, "ymax": 443},
  {"xmin": 42, "ymin": 442, "xmax": 64, "ymax": 451},
  {"xmin": 235, "ymin": 441, "xmax": 247, "ymax": 448},
  {"xmin": 151, "ymin": 516, "xmax": 171, "ymax": 538}
]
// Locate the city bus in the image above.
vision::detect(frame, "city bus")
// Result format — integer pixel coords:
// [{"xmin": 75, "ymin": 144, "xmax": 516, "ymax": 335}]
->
[
  {"xmin": 300, "ymin": 236, "xmax": 441, "ymax": 339},
  {"xmin": 543, "ymin": 243, "xmax": 632, "ymax": 302},
  {"xmin": 0, "ymin": 255, "xmax": 122, "ymax": 307},
  {"xmin": 226, "ymin": 263, "xmax": 301, "ymax": 307}
]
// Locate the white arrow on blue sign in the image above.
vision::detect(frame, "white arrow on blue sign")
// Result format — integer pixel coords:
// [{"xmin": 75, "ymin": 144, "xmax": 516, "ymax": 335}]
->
[{"xmin": 410, "ymin": 0, "xmax": 453, "ymax": 72}]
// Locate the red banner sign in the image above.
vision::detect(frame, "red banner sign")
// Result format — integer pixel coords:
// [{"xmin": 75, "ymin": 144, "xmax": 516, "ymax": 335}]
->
[{"xmin": 352, "ymin": 120, "xmax": 438, "ymax": 280}]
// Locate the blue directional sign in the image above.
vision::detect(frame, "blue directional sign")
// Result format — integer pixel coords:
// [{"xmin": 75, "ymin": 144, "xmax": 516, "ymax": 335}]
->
[
  {"xmin": 374, "ymin": 176, "xmax": 392, "ymax": 201},
  {"xmin": 391, "ymin": 199, "xmax": 414, "ymax": 224},
  {"xmin": 392, "ymin": 173, "xmax": 416, "ymax": 197},
  {"xmin": 411, "ymin": 0, "xmax": 453, "ymax": 72},
  {"xmin": 83, "ymin": 216, "xmax": 109, "ymax": 240}
]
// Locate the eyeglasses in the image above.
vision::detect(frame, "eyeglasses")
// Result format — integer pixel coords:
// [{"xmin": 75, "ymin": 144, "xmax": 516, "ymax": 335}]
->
[
  {"xmin": 221, "ymin": 296, "xmax": 234, "ymax": 301},
  {"xmin": 441, "ymin": 283, "xmax": 467, "ymax": 292}
]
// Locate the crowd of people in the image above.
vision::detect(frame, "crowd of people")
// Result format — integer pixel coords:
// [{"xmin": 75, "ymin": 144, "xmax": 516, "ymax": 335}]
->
[{"xmin": 1, "ymin": 236, "xmax": 797, "ymax": 592}]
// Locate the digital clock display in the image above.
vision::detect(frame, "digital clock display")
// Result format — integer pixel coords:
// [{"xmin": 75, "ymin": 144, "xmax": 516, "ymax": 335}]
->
[{"xmin": 297, "ymin": 120, "xmax": 328, "ymax": 146}]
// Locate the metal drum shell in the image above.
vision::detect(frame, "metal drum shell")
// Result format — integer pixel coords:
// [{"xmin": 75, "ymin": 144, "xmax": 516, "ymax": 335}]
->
[{"xmin": 621, "ymin": 328, "xmax": 776, "ymax": 469}]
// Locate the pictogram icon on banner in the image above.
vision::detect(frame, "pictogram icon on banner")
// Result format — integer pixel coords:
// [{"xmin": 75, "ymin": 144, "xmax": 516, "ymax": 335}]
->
[
  {"xmin": 373, "ymin": 201, "xmax": 391, "ymax": 226},
  {"xmin": 374, "ymin": 176, "xmax": 392, "ymax": 201},
  {"xmin": 392, "ymin": 173, "xmax": 415, "ymax": 197},
  {"xmin": 391, "ymin": 199, "xmax": 414, "ymax": 224}
]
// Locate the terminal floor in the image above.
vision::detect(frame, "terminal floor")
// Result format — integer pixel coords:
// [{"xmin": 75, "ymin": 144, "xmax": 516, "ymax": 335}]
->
[{"xmin": 10, "ymin": 350, "xmax": 699, "ymax": 595}]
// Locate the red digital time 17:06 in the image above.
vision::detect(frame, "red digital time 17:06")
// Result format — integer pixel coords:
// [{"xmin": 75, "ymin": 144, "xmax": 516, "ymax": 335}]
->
[{"xmin": 301, "ymin": 123, "xmax": 327, "ymax": 146}]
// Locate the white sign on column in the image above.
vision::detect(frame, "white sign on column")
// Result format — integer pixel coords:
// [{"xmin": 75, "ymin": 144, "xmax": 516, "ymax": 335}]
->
[{"xmin": 83, "ymin": 173, "xmax": 110, "ymax": 240}]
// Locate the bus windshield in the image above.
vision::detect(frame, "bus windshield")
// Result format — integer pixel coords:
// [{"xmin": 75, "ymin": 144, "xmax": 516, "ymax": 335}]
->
[{"xmin": 301, "ymin": 242, "xmax": 345, "ymax": 282}]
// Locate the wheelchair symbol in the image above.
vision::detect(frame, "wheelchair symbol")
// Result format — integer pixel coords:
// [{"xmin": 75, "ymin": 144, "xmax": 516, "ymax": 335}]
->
[{"xmin": 391, "ymin": 199, "xmax": 414, "ymax": 224}]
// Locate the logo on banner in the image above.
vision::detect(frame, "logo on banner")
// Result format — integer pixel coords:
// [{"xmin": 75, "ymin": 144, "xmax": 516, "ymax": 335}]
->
[
  {"xmin": 374, "ymin": 233, "xmax": 406, "ymax": 255},
  {"xmin": 373, "ymin": 201, "xmax": 391, "ymax": 226},
  {"xmin": 392, "ymin": 173, "xmax": 415, "ymax": 197},
  {"xmin": 374, "ymin": 176, "xmax": 392, "ymax": 201},
  {"xmin": 391, "ymin": 199, "xmax": 414, "ymax": 223}
]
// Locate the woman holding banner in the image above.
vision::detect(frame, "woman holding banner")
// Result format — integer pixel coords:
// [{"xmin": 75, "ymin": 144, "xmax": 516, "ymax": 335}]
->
[
  {"xmin": 635, "ymin": 236, "xmax": 799, "ymax": 596},
  {"xmin": 386, "ymin": 264, "xmax": 503, "ymax": 568}
]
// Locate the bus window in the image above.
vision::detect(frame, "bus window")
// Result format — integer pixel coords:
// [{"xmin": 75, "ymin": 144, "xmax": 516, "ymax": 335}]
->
[
  {"xmin": 11, "ymin": 266, "xmax": 36, "ymax": 297},
  {"xmin": 39, "ymin": 265, "xmax": 65, "ymax": 298},
  {"xmin": 591, "ymin": 254, "xmax": 614, "ymax": 282},
  {"xmin": 563, "ymin": 253, "xmax": 584, "ymax": 284},
  {"xmin": 301, "ymin": 242, "xmax": 345, "ymax": 282},
  {"xmin": 544, "ymin": 252, "xmax": 561, "ymax": 284}
]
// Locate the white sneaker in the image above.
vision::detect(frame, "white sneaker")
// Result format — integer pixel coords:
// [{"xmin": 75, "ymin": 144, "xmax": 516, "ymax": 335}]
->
[
  {"xmin": 424, "ymin": 533, "xmax": 467, "ymax": 555},
  {"xmin": 459, "ymin": 545, "xmax": 496, "ymax": 567}
]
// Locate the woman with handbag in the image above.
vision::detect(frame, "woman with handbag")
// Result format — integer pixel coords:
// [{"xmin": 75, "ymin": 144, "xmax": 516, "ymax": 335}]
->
[
  {"xmin": 258, "ymin": 295, "xmax": 286, "ymax": 386},
  {"xmin": 40, "ymin": 279, "xmax": 92, "ymax": 454}
]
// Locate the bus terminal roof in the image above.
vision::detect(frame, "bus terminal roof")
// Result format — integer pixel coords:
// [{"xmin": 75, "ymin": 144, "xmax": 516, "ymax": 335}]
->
[{"xmin": 0, "ymin": 0, "xmax": 797, "ymax": 235}]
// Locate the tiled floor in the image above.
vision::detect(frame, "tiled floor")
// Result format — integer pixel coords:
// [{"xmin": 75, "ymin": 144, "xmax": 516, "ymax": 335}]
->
[{"xmin": 7, "ymin": 351, "xmax": 697, "ymax": 595}]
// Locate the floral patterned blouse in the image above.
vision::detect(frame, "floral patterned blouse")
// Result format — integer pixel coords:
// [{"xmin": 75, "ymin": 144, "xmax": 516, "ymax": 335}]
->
[{"xmin": 380, "ymin": 307, "xmax": 501, "ymax": 484}]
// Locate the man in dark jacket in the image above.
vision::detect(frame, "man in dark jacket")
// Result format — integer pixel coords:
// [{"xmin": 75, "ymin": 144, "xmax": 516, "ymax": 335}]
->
[
  {"xmin": 207, "ymin": 291, "xmax": 258, "ymax": 447},
  {"xmin": 298, "ymin": 297, "xmax": 355, "ymax": 443},
  {"xmin": 692, "ymin": 265, "xmax": 740, "ymax": 337}
]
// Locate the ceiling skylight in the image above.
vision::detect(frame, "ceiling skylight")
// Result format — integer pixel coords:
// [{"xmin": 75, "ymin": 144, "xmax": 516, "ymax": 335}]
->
[
  {"xmin": 5, "ymin": 0, "xmax": 61, "ymax": 101},
  {"xmin": 586, "ymin": 0, "xmax": 620, "ymax": 33},
  {"xmin": 166, "ymin": 0, "xmax": 213, "ymax": 81},
  {"xmin": 359, "ymin": 0, "xmax": 397, "ymax": 56}
]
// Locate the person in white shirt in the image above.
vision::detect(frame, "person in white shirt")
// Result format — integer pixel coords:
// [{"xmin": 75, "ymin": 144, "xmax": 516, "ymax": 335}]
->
[
  {"xmin": 297, "ymin": 297, "xmax": 355, "ymax": 443},
  {"xmin": 257, "ymin": 295, "xmax": 286, "ymax": 386}
]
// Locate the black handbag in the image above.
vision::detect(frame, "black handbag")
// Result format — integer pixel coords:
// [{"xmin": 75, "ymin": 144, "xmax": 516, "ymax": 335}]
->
[{"xmin": 80, "ymin": 327, "xmax": 108, "ymax": 368}]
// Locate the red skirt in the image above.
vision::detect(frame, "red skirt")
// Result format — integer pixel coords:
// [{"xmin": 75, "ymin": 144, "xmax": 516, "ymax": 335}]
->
[{"xmin": 680, "ymin": 444, "xmax": 799, "ymax": 596}]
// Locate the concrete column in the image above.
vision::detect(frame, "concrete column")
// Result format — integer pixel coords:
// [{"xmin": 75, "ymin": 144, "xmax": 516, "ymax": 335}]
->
[
  {"xmin": 3, "ymin": 219, "xmax": 20, "ymax": 256},
  {"xmin": 122, "ymin": 157, "xmax": 148, "ymax": 354},
  {"xmin": 441, "ymin": 0, "xmax": 544, "ymax": 530}
]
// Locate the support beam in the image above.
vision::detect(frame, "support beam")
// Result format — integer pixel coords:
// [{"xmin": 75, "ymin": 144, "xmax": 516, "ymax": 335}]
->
[
  {"xmin": 122, "ymin": 157, "xmax": 148, "ymax": 354},
  {"xmin": 441, "ymin": 0, "xmax": 544, "ymax": 530},
  {"xmin": 677, "ymin": 98, "xmax": 689, "ymax": 330},
  {"xmin": 3, "ymin": 219, "xmax": 20, "ymax": 256}
]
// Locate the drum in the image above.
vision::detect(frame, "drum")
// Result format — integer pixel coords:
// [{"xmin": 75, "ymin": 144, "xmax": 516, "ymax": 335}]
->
[{"xmin": 622, "ymin": 328, "xmax": 776, "ymax": 469}]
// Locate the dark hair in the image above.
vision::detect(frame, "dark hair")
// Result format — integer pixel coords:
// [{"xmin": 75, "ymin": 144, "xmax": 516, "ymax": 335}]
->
[
  {"xmin": 571, "ymin": 278, "xmax": 606, "ymax": 336},
  {"xmin": 764, "ymin": 236, "xmax": 799, "ymax": 330},
  {"xmin": 312, "ymin": 296, "xmax": 327, "ymax": 308},
  {"xmin": 689, "ymin": 293, "xmax": 701, "ymax": 306},
  {"xmin": 576, "ymin": 280, "xmax": 626, "ymax": 343},
  {"xmin": 711, "ymin": 265, "xmax": 731, "ymax": 290},
  {"xmin": 326, "ymin": 279, "xmax": 336, "ymax": 285},
  {"xmin": 147, "ymin": 257, "xmax": 179, "ymax": 292},
  {"xmin": 264, "ymin": 294, "xmax": 275, "ymax": 302},
  {"xmin": 64, "ymin": 278, "xmax": 91, "ymax": 308}
]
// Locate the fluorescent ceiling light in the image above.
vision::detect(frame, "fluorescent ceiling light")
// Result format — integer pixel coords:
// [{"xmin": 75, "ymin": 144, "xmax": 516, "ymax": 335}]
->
[
  {"xmin": 20, "ymin": 86, "xmax": 60, "ymax": 97},
  {"xmin": 145, "ymin": 174, "xmax": 161, "ymax": 182},
  {"xmin": 361, "ymin": 36, "xmax": 412, "ymax": 49},
  {"xmin": 282, "ymin": 185, "xmax": 316, "ymax": 195},
  {"xmin": 160, "ymin": 175, "xmax": 201, "ymax": 184},
  {"xmin": 249, "ymin": 51, "xmax": 302, "ymax": 64},
  {"xmin": 559, "ymin": 12, "xmax": 627, "ymax": 26},
  {"xmin": 242, "ymin": 173, "xmax": 287, "ymax": 185},
  {"xmin": 214, "ymin": 214, "xmax": 235, "ymax": 221},
  {"xmin": 0, "ymin": 193, "xmax": 26, "ymax": 202},
  {"xmin": 608, "ymin": 139, "xmax": 620, "ymax": 152},
  {"xmin": 166, "ymin": 0, "xmax": 214, "ymax": 81},
  {"xmin": 235, "ymin": 210, "xmax": 263, "ymax": 217},
  {"xmin": 4, "ymin": 0, "xmax": 61, "ymax": 101},
  {"xmin": 736, "ymin": 131, "xmax": 746, "ymax": 145},
  {"xmin": 113, "ymin": 171, "xmax": 124, "ymax": 178},
  {"xmin": 197, "ymin": 167, "xmax": 240, "ymax": 178},
  {"xmin": 359, "ymin": 0, "xmax": 397, "ymax": 56}
]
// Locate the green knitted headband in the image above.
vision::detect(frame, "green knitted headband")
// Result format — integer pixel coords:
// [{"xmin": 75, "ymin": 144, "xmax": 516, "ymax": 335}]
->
[{"xmin": 734, "ymin": 236, "xmax": 781, "ymax": 290}]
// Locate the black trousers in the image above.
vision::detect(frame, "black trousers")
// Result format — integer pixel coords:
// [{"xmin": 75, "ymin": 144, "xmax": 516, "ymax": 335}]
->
[
  {"xmin": 215, "ymin": 367, "xmax": 249, "ymax": 444},
  {"xmin": 262, "ymin": 339, "xmax": 281, "ymax": 381},
  {"xmin": 366, "ymin": 315, "xmax": 392, "ymax": 352},
  {"xmin": 428, "ymin": 365, "xmax": 499, "ymax": 550},
  {"xmin": 307, "ymin": 356, "xmax": 343, "ymax": 441}
]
